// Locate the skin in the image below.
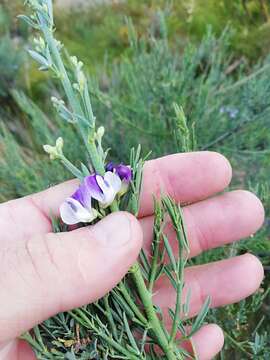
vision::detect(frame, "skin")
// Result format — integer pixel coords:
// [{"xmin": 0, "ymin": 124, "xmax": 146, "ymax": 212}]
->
[{"xmin": 0, "ymin": 151, "xmax": 265, "ymax": 360}]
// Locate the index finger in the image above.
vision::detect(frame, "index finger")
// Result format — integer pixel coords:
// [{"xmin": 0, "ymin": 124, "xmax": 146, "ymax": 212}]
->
[{"xmin": 139, "ymin": 151, "xmax": 232, "ymax": 217}]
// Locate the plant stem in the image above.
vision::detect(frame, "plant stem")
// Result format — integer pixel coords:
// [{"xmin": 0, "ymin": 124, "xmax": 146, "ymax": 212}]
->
[
  {"xmin": 88, "ymin": 138, "xmax": 105, "ymax": 175},
  {"xmin": 20, "ymin": 333, "xmax": 54, "ymax": 359},
  {"xmin": 60, "ymin": 155, "xmax": 84, "ymax": 180},
  {"xmin": 110, "ymin": 199, "xmax": 119, "ymax": 212},
  {"xmin": 169, "ymin": 273, "xmax": 183, "ymax": 344},
  {"xmin": 43, "ymin": 27, "xmax": 105, "ymax": 175},
  {"xmin": 131, "ymin": 262, "xmax": 177, "ymax": 360},
  {"xmin": 148, "ymin": 202, "xmax": 163, "ymax": 293},
  {"xmin": 118, "ymin": 282, "xmax": 148, "ymax": 325},
  {"xmin": 104, "ymin": 294, "xmax": 118, "ymax": 340},
  {"xmin": 71, "ymin": 309, "xmax": 140, "ymax": 360},
  {"xmin": 224, "ymin": 331, "xmax": 253, "ymax": 358}
]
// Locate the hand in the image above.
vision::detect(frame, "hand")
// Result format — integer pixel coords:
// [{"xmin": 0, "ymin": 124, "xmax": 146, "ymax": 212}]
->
[{"xmin": 0, "ymin": 152, "xmax": 264, "ymax": 360}]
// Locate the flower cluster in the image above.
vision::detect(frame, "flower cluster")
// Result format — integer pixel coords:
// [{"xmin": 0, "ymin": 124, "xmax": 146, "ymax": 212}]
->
[{"xmin": 60, "ymin": 164, "xmax": 132, "ymax": 225}]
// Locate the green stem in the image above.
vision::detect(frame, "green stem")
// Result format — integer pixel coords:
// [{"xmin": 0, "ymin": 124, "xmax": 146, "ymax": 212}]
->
[
  {"xmin": 118, "ymin": 282, "xmax": 148, "ymax": 325},
  {"xmin": 70, "ymin": 309, "xmax": 140, "ymax": 360},
  {"xmin": 60, "ymin": 155, "xmax": 84, "ymax": 180},
  {"xmin": 110, "ymin": 199, "xmax": 119, "ymax": 212},
  {"xmin": 169, "ymin": 274, "xmax": 183, "ymax": 344},
  {"xmin": 43, "ymin": 29, "xmax": 83, "ymax": 119},
  {"xmin": 104, "ymin": 294, "xmax": 118, "ymax": 340},
  {"xmin": 43, "ymin": 27, "xmax": 105, "ymax": 175},
  {"xmin": 224, "ymin": 331, "xmax": 253, "ymax": 358},
  {"xmin": 131, "ymin": 262, "xmax": 177, "ymax": 360},
  {"xmin": 148, "ymin": 230, "xmax": 161, "ymax": 293},
  {"xmin": 20, "ymin": 333, "xmax": 54, "ymax": 359},
  {"xmin": 170, "ymin": 212, "xmax": 188, "ymax": 345},
  {"xmin": 88, "ymin": 137, "xmax": 105, "ymax": 175}
]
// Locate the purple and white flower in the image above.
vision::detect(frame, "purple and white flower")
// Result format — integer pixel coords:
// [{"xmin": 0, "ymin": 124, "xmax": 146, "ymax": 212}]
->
[
  {"xmin": 106, "ymin": 163, "xmax": 133, "ymax": 195},
  {"xmin": 85, "ymin": 171, "xmax": 121, "ymax": 208},
  {"xmin": 60, "ymin": 171, "xmax": 122, "ymax": 225},
  {"xmin": 60, "ymin": 186, "xmax": 98, "ymax": 225}
]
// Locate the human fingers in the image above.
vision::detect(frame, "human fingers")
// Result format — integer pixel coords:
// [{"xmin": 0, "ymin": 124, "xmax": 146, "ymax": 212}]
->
[
  {"xmin": 0, "ymin": 152, "xmax": 231, "ymax": 243},
  {"xmin": 0, "ymin": 340, "xmax": 35, "ymax": 360},
  {"xmin": 188, "ymin": 324, "xmax": 224, "ymax": 360},
  {"xmin": 139, "ymin": 151, "xmax": 232, "ymax": 217}
]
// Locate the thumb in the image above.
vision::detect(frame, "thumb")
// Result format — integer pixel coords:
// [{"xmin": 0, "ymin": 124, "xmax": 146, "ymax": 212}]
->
[{"xmin": 0, "ymin": 212, "xmax": 142, "ymax": 343}]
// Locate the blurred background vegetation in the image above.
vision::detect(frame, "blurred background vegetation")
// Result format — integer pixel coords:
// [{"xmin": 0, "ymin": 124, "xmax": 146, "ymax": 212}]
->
[{"xmin": 0, "ymin": 0, "xmax": 269, "ymax": 358}]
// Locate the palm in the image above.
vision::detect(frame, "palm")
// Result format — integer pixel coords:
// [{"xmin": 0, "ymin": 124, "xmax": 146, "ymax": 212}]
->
[{"xmin": 0, "ymin": 152, "xmax": 264, "ymax": 360}]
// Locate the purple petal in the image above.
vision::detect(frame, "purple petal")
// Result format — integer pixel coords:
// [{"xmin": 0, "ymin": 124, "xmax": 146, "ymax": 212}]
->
[
  {"xmin": 84, "ymin": 174, "xmax": 104, "ymax": 202},
  {"xmin": 116, "ymin": 164, "xmax": 132, "ymax": 182},
  {"xmin": 105, "ymin": 162, "xmax": 132, "ymax": 182},
  {"xmin": 71, "ymin": 185, "xmax": 91, "ymax": 210},
  {"xmin": 106, "ymin": 162, "xmax": 115, "ymax": 172}
]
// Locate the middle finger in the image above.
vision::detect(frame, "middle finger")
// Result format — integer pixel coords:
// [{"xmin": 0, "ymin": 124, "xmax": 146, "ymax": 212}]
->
[
  {"xmin": 153, "ymin": 253, "xmax": 264, "ymax": 320},
  {"xmin": 141, "ymin": 190, "xmax": 264, "ymax": 259}
]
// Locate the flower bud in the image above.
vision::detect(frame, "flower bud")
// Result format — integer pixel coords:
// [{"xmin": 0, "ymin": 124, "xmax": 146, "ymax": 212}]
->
[
  {"xmin": 43, "ymin": 137, "xmax": 64, "ymax": 160},
  {"xmin": 43, "ymin": 144, "xmax": 59, "ymax": 160},
  {"xmin": 70, "ymin": 56, "xmax": 78, "ymax": 66},
  {"xmin": 96, "ymin": 126, "xmax": 105, "ymax": 139}
]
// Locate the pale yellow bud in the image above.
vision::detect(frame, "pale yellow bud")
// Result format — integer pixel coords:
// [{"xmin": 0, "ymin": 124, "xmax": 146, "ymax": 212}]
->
[
  {"xmin": 97, "ymin": 126, "xmax": 105, "ymax": 139},
  {"xmin": 70, "ymin": 56, "xmax": 78, "ymax": 66},
  {"xmin": 43, "ymin": 144, "xmax": 58, "ymax": 160},
  {"xmin": 43, "ymin": 137, "xmax": 64, "ymax": 160}
]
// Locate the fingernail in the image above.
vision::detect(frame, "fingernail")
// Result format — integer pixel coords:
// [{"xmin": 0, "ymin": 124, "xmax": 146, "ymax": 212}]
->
[{"xmin": 93, "ymin": 212, "xmax": 131, "ymax": 248}]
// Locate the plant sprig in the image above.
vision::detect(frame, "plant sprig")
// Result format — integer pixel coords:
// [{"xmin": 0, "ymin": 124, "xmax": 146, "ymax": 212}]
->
[{"xmin": 20, "ymin": 1, "xmax": 211, "ymax": 359}]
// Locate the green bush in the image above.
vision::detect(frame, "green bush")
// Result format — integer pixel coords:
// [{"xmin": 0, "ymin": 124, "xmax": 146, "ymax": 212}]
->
[
  {"xmin": 0, "ymin": 4, "xmax": 269, "ymax": 359},
  {"xmin": 0, "ymin": 5, "xmax": 24, "ymax": 99}
]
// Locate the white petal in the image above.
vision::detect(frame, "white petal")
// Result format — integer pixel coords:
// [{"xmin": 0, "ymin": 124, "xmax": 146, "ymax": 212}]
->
[
  {"xmin": 60, "ymin": 200, "xmax": 79, "ymax": 225},
  {"xmin": 96, "ymin": 175, "xmax": 113, "ymax": 207},
  {"xmin": 119, "ymin": 181, "xmax": 129, "ymax": 196},
  {"xmin": 96, "ymin": 175, "xmax": 110, "ymax": 194},
  {"xmin": 60, "ymin": 198, "xmax": 97, "ymax": 225},
  {"xmin": 104, "ymin": 171, "xmax": 122, "ymax": 193},
  {"xmin": 95, "ymin": 172, "xmax": 120, "ymax": 208}
]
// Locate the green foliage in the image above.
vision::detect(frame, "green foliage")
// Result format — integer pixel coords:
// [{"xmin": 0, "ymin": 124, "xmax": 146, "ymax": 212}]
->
[
  {"xmin": 51, "ymin": 0, "xmax": 270, "ymax": 64},
  {"xmin": 0, "ymin": 1, "xmax": 269, "ymax": 359},
  {"xmin": 0, "ymin": 27, "xmax": 23, "ymax": 98}
]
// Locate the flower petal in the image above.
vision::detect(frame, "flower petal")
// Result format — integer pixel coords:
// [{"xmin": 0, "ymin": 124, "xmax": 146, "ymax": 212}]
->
[
  {"xmin": 71, "ymin": 186, "xmax": 91, "ymax": 210},
  {"xmin": 116, "ymin": 164, "xmax": 132, "ymax": 182},
  {"xmin": 104, "ymin": 171, "xmax": 122, "ymax": 193},
  {"xmin": 94, "ymin": 172, "xmax": 121, "ymax": 208},
  {"xmin": 119, "ymin": 181, "xmax": 129, "ymax": 196},
  {"xmin": 84, "ymin": 175, "xmax": 104, "ymax": 202},
  {"xmin": 60, "ymin": 198, "xmax": 97, "ymax": 225},
  {"xmin": 105, "ymin": 163, "xmax": 132, "ymax": 182}
]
